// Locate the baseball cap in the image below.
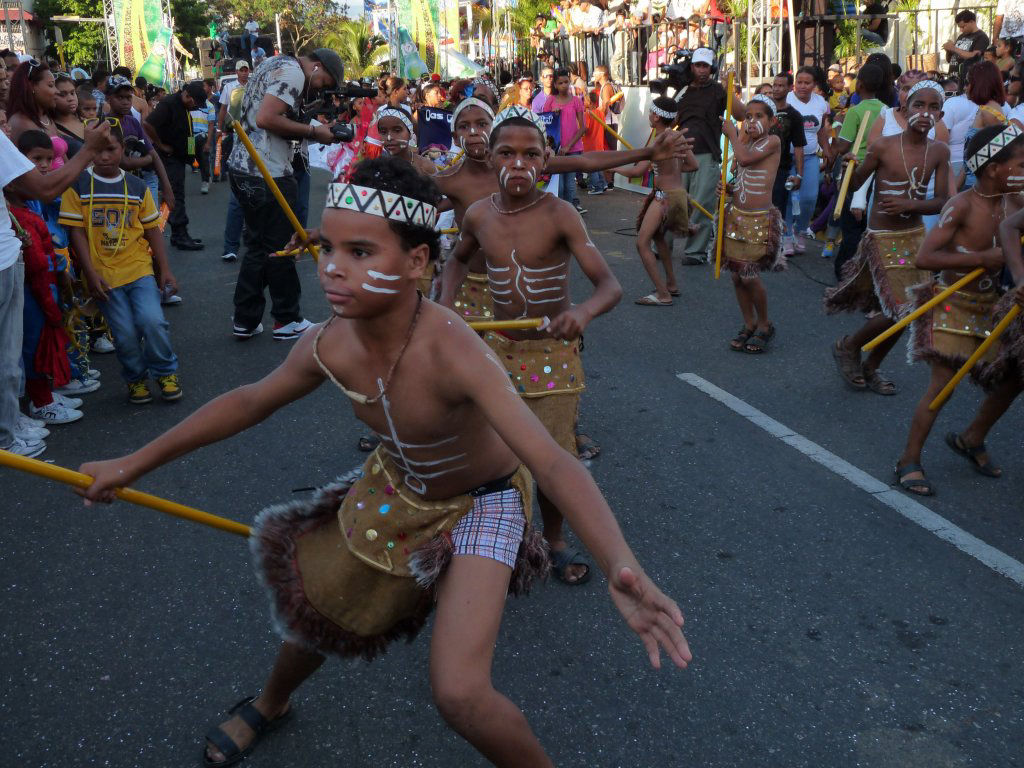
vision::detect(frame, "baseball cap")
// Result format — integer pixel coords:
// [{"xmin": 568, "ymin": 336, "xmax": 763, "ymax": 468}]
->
[
  {"xmin": 311, "ymin": 48, "xmax": 344, "ymax": 88},
  {"xmin": 235, "ymin": 60, "xmax": 250, "ymax": 71},
  {"xmin": 692, "ymin": 47, "xmax": 715, "ymax": 66},
  {"xmin": 828, "ymin": 63, "xmax": 842, "ymax": 73},
  {"xmin": 107, "ymin": 74, "xmax": 133, "ymax": 92}
]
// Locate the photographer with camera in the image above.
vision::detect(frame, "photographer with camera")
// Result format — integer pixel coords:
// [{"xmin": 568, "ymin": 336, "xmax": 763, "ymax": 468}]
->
[
  {"xmin": 663, "ymin": 47, "xmax": 745, "ymax": 265},
  {"xmin": 227, "ymin": 49, "xmax": 345, "ymax": 341}
]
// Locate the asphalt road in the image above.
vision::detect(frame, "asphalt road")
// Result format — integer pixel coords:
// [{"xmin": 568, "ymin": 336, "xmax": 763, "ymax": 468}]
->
[{"xmin": 2, "ymin": 169, "xmax": 1022, "ymax": 768}]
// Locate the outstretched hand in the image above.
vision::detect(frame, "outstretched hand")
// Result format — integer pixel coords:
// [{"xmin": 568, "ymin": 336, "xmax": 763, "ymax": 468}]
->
[
  {"xmin": 276, "ymin": 227, "xmax": 320, "ymax": 259},
  {"xmin": 609, "ymin": 565, "xmax": 692, "ymax": 670},
  {"xmin": 650, "ymin": 128, "xmax": 693, "ymax": 161},
  {"xmin": 76, "ymin": 458, "xmax": 137, "ymax": 505}
]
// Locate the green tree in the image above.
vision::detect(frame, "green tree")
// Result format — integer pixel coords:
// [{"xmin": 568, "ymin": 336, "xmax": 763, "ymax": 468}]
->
[
  {"xmin": 207, "ymin": 0, "xmax": 342, "ymax": 53},
  {"xmin": 322, "ymin": 19, "xmax": 390, "ymax": 80},
  {"xmin": 171, "ymin": 0, "xmax": 213, "ymax": 58},
  {"xmin": 33, "ymin": 0, "xmax": 107, "ymax": 70}
]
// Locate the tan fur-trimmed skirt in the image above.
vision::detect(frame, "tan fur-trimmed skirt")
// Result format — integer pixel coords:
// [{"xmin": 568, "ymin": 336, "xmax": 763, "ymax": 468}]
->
[
  {"xmin": 824, "ymin": 226, "xmax": 927, "ymax": 319},
  {"xmin": 975, "ymin": 292, "xmax": 1024, "ymax": 390},
  {"xmin": 454, "ymin": 271, "xmax": 494, "ymax": 322},
  {"xmin": 637, "ymin": 188, "xmax": 691, "ymax": 236},
  {"xmin": 908, "ymin": 279, "xmax": 1000, "ymax": 377},
  {"xmin": 708, "ymin": 203, "xmax": 786, "ymax": 277}
]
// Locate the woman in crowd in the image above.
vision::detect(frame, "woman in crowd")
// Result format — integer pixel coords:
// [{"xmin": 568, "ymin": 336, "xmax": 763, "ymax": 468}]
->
[
  {"xmin": 52, "ymin": 73, "xmax": 85, "ymax": 158},
  {"xmin": 6, "ymin": 60, "xmax": 68, "ymax": 168},
  {"xmin": 380, "ymin": 75, "xmax": 409, "ymax": 109},
  {"xmin": 962, "ymin": 61, "xmax": 1008, "ymax": 188}
]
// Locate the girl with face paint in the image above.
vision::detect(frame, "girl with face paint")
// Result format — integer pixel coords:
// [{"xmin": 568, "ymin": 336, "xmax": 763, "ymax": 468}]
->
[
  {"xmin": 893, "ymin": 122, "xmax": 1024, "ymax": 496},
  {"xmin": 374, "ymin": 106, "xmax": 437, "ymax": 178},
  {"xmin": 717, "ymin": 97, "xmax": 786, "ymax": 354},
  {"xmin": 826, "ymin": 80, "xmax": 952, "ymax": 399}
]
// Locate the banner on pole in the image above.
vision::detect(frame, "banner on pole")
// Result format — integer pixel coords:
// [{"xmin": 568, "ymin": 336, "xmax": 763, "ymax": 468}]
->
[
  {"xmin": 395, "ymin": 0, "xmax": 441, "ymax": 74},
  {"xmin": 112, "ymin": 0, "xmax": 174, "ymax": 88}
]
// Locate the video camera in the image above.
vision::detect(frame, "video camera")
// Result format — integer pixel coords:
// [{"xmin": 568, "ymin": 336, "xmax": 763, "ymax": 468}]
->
[
  {"xmin": 649, "ymin": 49, "xmax": 717, "ymax": 96},
  {"xmin": 298, "ymin": 82, "xmax": 380, "ymax": 143}
]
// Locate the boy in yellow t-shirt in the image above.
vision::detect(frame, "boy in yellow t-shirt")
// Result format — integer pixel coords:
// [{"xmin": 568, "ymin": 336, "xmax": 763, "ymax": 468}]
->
[{"xmin": 60, "ymin": 119, "xmax": 182, "ymax": 404}]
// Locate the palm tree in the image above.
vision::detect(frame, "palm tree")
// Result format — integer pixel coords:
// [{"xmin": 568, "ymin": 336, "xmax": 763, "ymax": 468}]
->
[{"xmin": 323, "ymin": 19, "xmax": 391, "ymax": 80}]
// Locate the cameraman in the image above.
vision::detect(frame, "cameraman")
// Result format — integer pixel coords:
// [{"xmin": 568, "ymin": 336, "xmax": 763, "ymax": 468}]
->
[
  {"xmin": 674, "ymin": 47, "xmax": 745, "ymax": 265},
  {"xmin": 227, "ymin": 49, "xmax": 344, "ymax": 341}
]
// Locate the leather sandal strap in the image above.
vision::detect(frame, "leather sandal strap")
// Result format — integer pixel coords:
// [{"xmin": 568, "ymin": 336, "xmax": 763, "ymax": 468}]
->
[{"xmin": 205, "ymin": 726, "xmax": 241, "ymax": 760}]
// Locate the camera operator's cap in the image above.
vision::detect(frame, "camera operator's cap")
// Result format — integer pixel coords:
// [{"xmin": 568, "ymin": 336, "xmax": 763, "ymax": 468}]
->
[
  {"xmin": 691, "ymin": 47, "xmax": 715, "ymax": 66},
  {"xmin": 312, "ymin": 48, "xmax": 344, "ymax": 89},
  {"xmin": 235, "ymin": 60, "xmax": 250, "ymax": 70}
]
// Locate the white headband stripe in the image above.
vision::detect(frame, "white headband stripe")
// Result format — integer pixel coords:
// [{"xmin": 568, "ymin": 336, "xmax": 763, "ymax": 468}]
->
[
  {"xmin": 492, "ymin": 105, "xmax": 546, "ymax": 135},
  {"xmin": 325, "ymin": 183, "xmax": 439, "ymax": 228},
  {"xmin": 749, "ymin": 94, "xmax": 777, "ymax": 116},
  {"xmin": 966, "ymin": 123, "xmax": 1024, "ymax": 173},
  {"xmin": 451, "ymin": 97, "xmax": 495, "ymax": 128},
  {"xmin": 907, "ymin": 79, "xmax": 944, "ymax": 102},
  {"xmin": 375, "ymin": 107, "xmax": 415, "ymax": 137},
  {"xmin": 649, "ymin": 103, "xmax": 677, "ymax": 120}
]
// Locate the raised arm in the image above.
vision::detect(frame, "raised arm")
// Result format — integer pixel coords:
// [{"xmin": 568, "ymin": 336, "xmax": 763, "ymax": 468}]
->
[
  {"xmin": 723, "ymin": 121, "xmax": 780, "ymax": 167},
  {"xmin": 7, "ymin": 121, "xmax": 109, "ymax": 203},
  {"xmin": 78, "ymin": 330, "xmax": 328, "ymax": 501},
  {"xmin": 915, "ymin": 196, "xmax": 1003, "ymax": 271},
  {"xmin": 546, "ymin": 127, "xmax": 693, "ymax": 172}
]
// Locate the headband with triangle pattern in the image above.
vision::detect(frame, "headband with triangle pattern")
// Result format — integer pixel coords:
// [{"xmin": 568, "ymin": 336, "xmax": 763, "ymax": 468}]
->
[
  {"xmin": 325, "ymin": 183, "xmax": 439, "ymax": 228},
  {"xmin": 966, "ymin": 122, "xmax": 1024, "ymax": 173},
  {"xmin": 374, "ymin": 106, "xmax": 415, "ymax": 137},
  {"xmin": 493, "ymin": 105, "xmax": 546, "ymax": 135}
]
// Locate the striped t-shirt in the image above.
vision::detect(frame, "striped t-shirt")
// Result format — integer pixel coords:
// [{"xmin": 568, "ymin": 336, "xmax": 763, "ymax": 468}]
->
[{"xmin": 59, "ymin": 169, "xmax": 160, "ymax": 289}]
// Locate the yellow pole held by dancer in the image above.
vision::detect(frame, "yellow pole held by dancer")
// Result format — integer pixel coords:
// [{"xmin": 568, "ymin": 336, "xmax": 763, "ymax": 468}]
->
[
  {"xmin": 833, "ymin": 117, "xmax": 871, "ymax": 221},
  {"xmin": 714, "ymin": 71, "xmax": 735, "ymax": 280},
  {"xmin": 588, "ymin": 109, "xmax": 634, "ymax": 150},
  {"xmin": 441, "ymin": 227, "xmax": 459, "ymax": 234},
  {"xmin": 861, "ymin": 269, "xmax": 985, "ymax": 351},
  {"xmin": 228, "ymin": 117, "xmax": 319, "ymax": 262},
  {"xmin": 468, "ymin": 317, "xmax": 548, "ymax": 332},
  {"xmin": 929, "ymin": 304, "xmax": 1022, "ymax": 411},
  {"xmin": 0, "ymin": 450, "xmax": 252, "ymax": 538}
]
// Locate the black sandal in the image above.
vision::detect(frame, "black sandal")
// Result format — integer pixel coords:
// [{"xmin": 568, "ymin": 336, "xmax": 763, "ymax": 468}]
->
[
  {"xmin": 730, "ymin": 326, "xmax": 755, "ymax": 351},
  {"xmin": 550, "ymin": 547, "xmax": 592, "ymax": 585},
  {"xmin": 945, "ymin": 432, "xmax": 1002, "ymax": 478},
  {"xmin": 202, "ymin": 696, "xmax": 293, "ymax": 767},
  {"xmin": 744, "ymin": 325, "xmax": 775, "ymax": 354},
  {"xmin": 895, "ymin": 462, "xmax": 935, "ymax": 496},
  {"xmin": 575, "ymin": 433, "xmax": 601, "ymax": 461}
]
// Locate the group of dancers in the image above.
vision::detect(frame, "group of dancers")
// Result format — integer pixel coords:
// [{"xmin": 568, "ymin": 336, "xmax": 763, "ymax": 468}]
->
[{"xmin": 73, "ymin": 74, "xmax": 1022, "ymax": 767}]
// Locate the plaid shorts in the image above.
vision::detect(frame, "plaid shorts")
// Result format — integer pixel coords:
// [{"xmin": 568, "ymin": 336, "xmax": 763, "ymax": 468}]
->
[{"xmin": 450, "ymin": 487, "xmax": 526, "ymax": 569}]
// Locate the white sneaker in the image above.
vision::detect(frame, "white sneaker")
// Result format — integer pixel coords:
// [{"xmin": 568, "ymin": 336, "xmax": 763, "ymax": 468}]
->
[
  {"xmin": 16, "ymin": 422, "xmax": 49, "ymax": 441},
  {"xmin": 794, "ymin": 236, "xmax": 806, "ymax": 254},
  {"xmin": 161, "ymin": 292, "xmax": 183, "ymax": 305},
  {"xmin": 6, "ymin": 435, "xmax": 46, "ymax": 458},
  {"xmin": 222, "ymin": 252, "xmax": 238, "ymax": 262},
  {"xmin": 273, "ymin": 318, "xmax": 312, "ymax": 340},
  {"xmin": 201, "ymin": 182, "xmax": 210, "ymax": 194},
  {"xmin": 52, "ymin": 392, "xmax": 83, "ymax": 409},
  {"xmin": 55, "ymin": 378, "xmax": 101, "ymax": 396},
  {"xmin": 91, "ymin": 336, "xmax": 115, "ymax": 354},
  {"xmin": 85, "ymin": 368, "xmax": 101, "ymax": 380},
  {"xmin": 782, "ymin": 235, "xmax": 795, "ymax": 256},
  {"xmin": 233, "ymin": 321, "xmax": 264, "ymax": 339},
  {"xmin": 29, "ymin": 400, "xmax": 84, "ymax": 425},
  {"xmin": 17, "ymin": 412, "xmax": 45, "ymax": 430}
]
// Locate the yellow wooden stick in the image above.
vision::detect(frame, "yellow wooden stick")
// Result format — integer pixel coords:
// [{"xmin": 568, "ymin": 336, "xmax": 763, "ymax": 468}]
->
[
  {"xmin": 441, "ymin": 227, "xmax": 459, "ymax": 234},
  {"xmin": 929, "ymin": 304, "xmax": 1022, "ymax": 411},
  {"xmin": 0, "ymin": 450, "xmax": 251, "ymax": 538},
  {"xmin": 587, "ymin": 109, "xmax": 634, "ymax": 150},
  {"xmin": 229, "ymin": 117, "xmax": 319, "ymax": 262},
  {"xmin": 714, "ymin": 71, "xmax": 735, "ymax": 280},
  {"xmin": 468, "ymin": 317, "xmax": 547, "ymax": 331},
  {"xmin": 862, "ymin": 269, "xmax": 985, "ymax": 351},
  {"xmin": 833, "ymin": 117, "xmax": 871, "ymax": 221}
]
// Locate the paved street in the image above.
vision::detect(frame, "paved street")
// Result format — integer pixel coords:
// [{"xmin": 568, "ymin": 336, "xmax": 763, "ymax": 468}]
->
[{"xmin": 2, "ymin": 169, "xmax": 1023, "ymax": 768}]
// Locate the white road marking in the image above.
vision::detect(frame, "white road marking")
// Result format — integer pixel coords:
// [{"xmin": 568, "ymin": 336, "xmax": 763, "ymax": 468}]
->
[{"xmin": 677, "ymin": 372, "xmax": 1024, "ymax": 589}]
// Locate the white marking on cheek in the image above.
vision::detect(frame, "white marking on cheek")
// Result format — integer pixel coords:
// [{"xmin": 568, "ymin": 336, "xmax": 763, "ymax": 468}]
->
[
  {"xmin": 528, "ymin": 168, "xmax": 536, "ymax": 184},
  {"xmin": 499, "ymin": 167, "xmax": 509, "ymax": 188},
  {"xmin": 362, "ymin": 283, "xmax": 400, "ymax": 294},
  {"xmin": 752, "ymin": 121, "xmax": 764, "ymax": 135},
  {"xmin": 325, "ymin": 262, "xmax": 337, "ymax": 273},
  {"xmin": 367, "ymin": 270, "xmax": 400, "ymax": 281}
]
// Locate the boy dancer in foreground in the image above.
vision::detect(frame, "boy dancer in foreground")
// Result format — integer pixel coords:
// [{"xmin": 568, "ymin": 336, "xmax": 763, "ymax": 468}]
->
[
  {"xmin": 78, "ymin": 157, "xmax": 690, "ymax": 768},
  {"xmin": 439, "ymin": 107, "xmax": 623, "ymax": 586},
  {"xmin": 894, "ymin": 123, "xmax": 1024, "ymax": 495},
  {"xmin": 826, "ymin": 81, "xmax": 951, "ymax": 395}
]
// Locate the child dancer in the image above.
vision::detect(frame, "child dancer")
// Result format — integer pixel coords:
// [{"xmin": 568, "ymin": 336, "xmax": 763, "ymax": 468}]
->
[
  {"xmin": 716, "ymin": 95, "xmax": 785, "ymax": 353},
  {"xmin": 77, "ymin": 157, "xmax": 690, "ymax": 768},
  {"xmin": 826, "ymin": 80, "xmax": 951, "ymax": 393},
  {"xmin": 439, "ymin": 107, "xmax": 623, "ymax": 585},
  {"xmin": 611, "ymin": 96, "xmax": 698, "ymax": 306},
  {"xmin": 59, "ymin": 119, "xmax": 182, "ymax": 404}
]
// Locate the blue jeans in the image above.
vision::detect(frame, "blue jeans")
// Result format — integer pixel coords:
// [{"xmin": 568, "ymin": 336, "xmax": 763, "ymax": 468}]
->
[
  {"xmin": 224, "ymin": 188, "xmax": 244, "ymax": 255},
  {"xmin": 788, "ymin": 155, "xmax": 820, "ymax": 236},
  {"xmin": 99, "ymin": 275, "xmax": 178, "ymax": 382},
  {"xmin": 587, "ymin": 169, "xmax": 608, "ymax": 193},
  {"xmin": 294, "ymin": 163, "xmax": 310, "ymax": 228},
  {"xmin": 557, "ymin": 150, "xmax": 581, "ymax": 205},
  {"xmin": 142, "ymin": 169, "xmax": 159, "ymax": 207}
]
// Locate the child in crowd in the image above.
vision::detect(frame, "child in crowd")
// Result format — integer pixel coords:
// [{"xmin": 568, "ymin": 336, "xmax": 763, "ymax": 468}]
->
[
  {"xmin": 612, "ymin": 96, "xmax": 699, "ymax": 306},
  {"xmin": 582, "ymin": 90, "xmax": 608, "ymax": 195},
  {"xmin": 539, "ymin": 68, "xmax": 587, "ymax": 212},
  {"xmin": 59, "ymin": 118, "xmax": 183, "ymax": 404},
  {"xmin": 7, "ymin": 131, "xmax": 81, "ymax": 424},
  {"xmin": 717, "ymin": 95, "xmax": 786, "ymax": 353},
  {"xmin": 895, "ymin": 123, "xmax": 1024, "ymax": 495},
  {"xmin": 76, "ymin": 86, "xmax": 98, "ymax": 121}
]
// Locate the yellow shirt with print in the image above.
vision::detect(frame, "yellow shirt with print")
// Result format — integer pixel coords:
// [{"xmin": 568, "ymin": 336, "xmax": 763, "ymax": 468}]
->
[{"xmin": 58, "ymin": 169, "xmax": 161, "ymax": 289}]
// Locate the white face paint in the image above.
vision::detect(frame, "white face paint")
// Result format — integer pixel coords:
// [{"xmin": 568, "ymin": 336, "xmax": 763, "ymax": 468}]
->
[
  {"xmin": 1006, "ymin": 175, "xmax": 1024, "ymax": 189},
  {"xmin": 325, "ymin": 261, "xmax": 337, "ymax": 273},
  {"xmin": 751, "ymin": 120, "xmax": 764, "ymax": 136},
  {"xmin": 362, "ymin": 283, "xmax": 399, "ymax": 294},
  {"xmin": 907, "ymin": 111, "xmax": 936, "ymax": 129},
  {"xmin": 367, "ymin": 269, "xmax": 401, "ymax": 281},
  {"xmin": 360, "ymin": 268, "xmax": 402, "ymax": 295}
]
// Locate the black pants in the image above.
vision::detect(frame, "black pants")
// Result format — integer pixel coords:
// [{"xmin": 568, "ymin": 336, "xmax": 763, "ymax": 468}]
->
[
  {"xmin": 772, "ymin": 163, "xmax": 791, "ymax": 223},
  {"xmin": 230, "ymin": 171, "xmax": 302, "ymax": 329},
  {"xmin": 162, "ymin": 155, "xmax": 190, "ymax": 239},
  {"xmin": 834, "ymin": 191, "xmax": 868, "ymax": 281}
]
